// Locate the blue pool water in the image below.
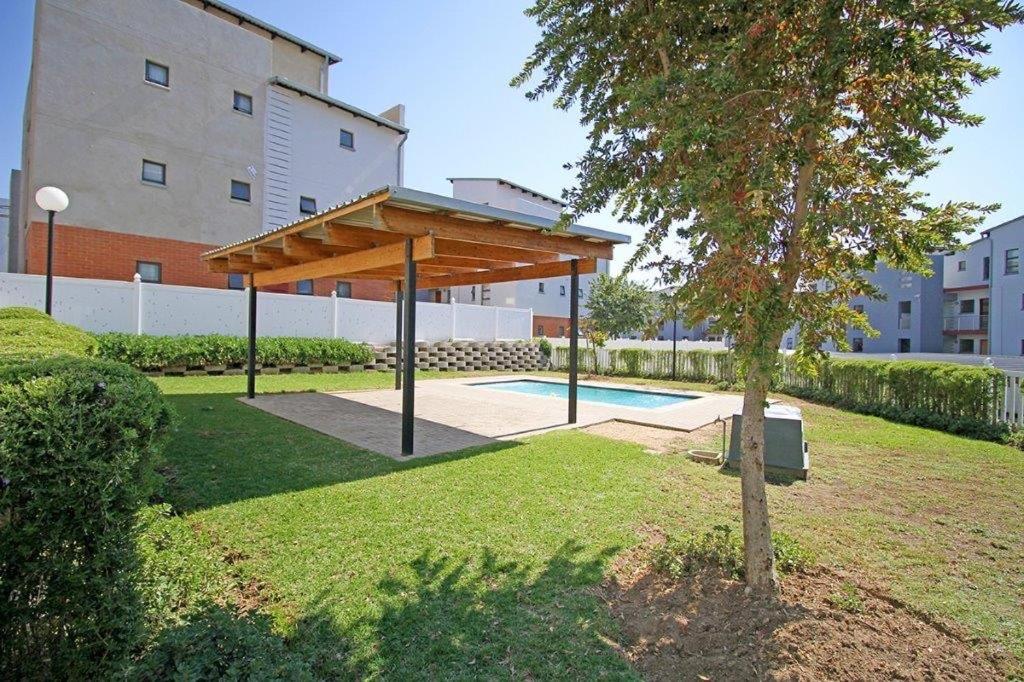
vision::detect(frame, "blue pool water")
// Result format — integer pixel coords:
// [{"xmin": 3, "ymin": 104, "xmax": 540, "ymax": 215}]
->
[{"xmin": 474, "ymin": 379, "xmax": 695, "ymax": 409}]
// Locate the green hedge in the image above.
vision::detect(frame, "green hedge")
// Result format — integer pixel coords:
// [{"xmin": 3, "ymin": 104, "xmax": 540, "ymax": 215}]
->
[
  {"xmin": 552, "ymin": 346, "xmax": 1005, "ymax": 439},
  {"xmin": 95, "ymin": 333, "xmax": 375, "ymax": 371},
  {"xmin": 0, "ymin": 357, "xmax": 173, "ymax": 678},
  {"xmin": 0, "ymin": 306, "xmax": 98, "ymax": 367}
]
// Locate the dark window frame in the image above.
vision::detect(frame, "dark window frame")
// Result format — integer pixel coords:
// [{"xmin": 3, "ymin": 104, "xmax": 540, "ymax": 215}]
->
[
  {"xmin": 983, "ymin": 256, "xmax": 991, "ymax": 280},
  {"xmin": 339, "ymin": 128, "xmax": 355, "ymax": 150},
  {"xmin": 898, "ymin": 338, "xmax": 911, "ymax": 353},
  {"xmin": 299, "ymin": 196, "xmax": 317, "ymax": 216},
  {"xmin": 335, "ymin": 281, "xmax": 352, "ymax": 298},
  {"xmin": 559, "ymin": 285, "xmax": 566, "ymax": 296},
  {"xmin": 296, "ymin": 279, "xmax": 314, "ymax": 296},
  {"xmin": 227, "ymin": 273, "xmax": 245, "ymax": 290},
  {"xmin": 1006, "ymin": 248, "xmax": 1020, "ymax": 275},
  {"xmin": 136, "ymin": 261, "xmax": 162, "ymax": 283},
  {"xmin": 230, "ymin": 179, "xmax": 251, "ymax": 203},
  {"xmin": 957, "ymin": 260, "xmax": 966, "ymax": 271},
  {"xmin": 233, "ymin": 90, "xmax": 253, "ymax": 115},
  {"xmin": 851, "ymin": 337, "xmax": 864, "ymax": 352},
  {"xmin": 141, "ymin": 159, "xmax": 166, "ymax": 185},
  {"xmin": 144, "ymin": 59, "xmax": 169, "ymax": 87},
  {"xmin": 538, "ymin": 282, "xmax": 545, "ymax": 294}
]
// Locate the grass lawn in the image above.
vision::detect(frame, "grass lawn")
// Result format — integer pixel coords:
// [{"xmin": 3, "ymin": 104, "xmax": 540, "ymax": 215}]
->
[{"xmin": 144, "ymin": 370, "xmax": 1024, "ymax": 678}]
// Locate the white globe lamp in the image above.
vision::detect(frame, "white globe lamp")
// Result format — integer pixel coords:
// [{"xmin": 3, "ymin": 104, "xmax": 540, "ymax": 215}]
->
[{"xmin": 34, "ymin": 186, "xmax": 70, "ymax": 315}]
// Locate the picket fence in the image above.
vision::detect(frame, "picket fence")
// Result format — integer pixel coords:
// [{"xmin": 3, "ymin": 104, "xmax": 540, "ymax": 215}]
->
[{"xmin": 0, "ymin": 272, "xmax": 532, "ymax": 344}]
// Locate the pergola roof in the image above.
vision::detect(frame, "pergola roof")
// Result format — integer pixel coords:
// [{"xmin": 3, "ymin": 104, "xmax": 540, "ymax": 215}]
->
[{"xmin": 203, "ymin": 185, "xmax": 629, "ymax": 290}]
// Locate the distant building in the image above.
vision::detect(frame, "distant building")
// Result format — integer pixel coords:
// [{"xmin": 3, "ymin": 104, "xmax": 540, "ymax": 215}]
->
[
  {"xmin": 446, "ymin": 178, "xmax": 612, "ymax": 337},
  {"xmin": 943, "ymin": 213, "xmax": 1024, "ymax": 355}
]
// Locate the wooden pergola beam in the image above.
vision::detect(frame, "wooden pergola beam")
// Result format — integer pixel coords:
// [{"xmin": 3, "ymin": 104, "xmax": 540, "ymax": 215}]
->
[
  {"xmin": 415, "ymin": 257, "xmax": 597, "ymax": 290},
  {"xmin": 252, "ymin": 235, "xmax": 435, "ymax": 287},
  {"xmin": 325, "ymin": 224, "xmax": 405, "ymax": 250},
  {"xmin": 433, "ymin": 238, "xmax": 560, "ymax": 265},
  {"xmin": 228, "ymin": 254, "xmax": 270, "ymax": 271},
  {"xmin": 253, "ymin": 247, "xmax": 297, "ymax": 268},
  {"xmin": 379, "ymin": 207, "xmax": 613, "ymax": 260},
  {"xmin": 282, "ymin": 235, "xmax": 351, "ymax": 260}
]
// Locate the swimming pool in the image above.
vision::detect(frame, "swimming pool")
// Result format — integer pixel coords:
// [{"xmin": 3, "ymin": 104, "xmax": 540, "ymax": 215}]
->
[{"xmin": 473, "ymin": 379, "xmax": 696, "ymax": 409}]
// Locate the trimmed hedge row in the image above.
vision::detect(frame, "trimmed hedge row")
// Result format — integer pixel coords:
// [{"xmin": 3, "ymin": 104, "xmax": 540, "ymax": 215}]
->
[
  {"xmin": 95, "ymin": 332, "xmax": 375, "ymax": 371},
  {"xmin": 0, "ymin": 356, "xmax": 173, "ymax": 678},
  {"xmin": 0, "ymin": 306, "xmax": 98, "ymax": 367},
  {"xmin": 553, "ymin": 346, "xmax": 1006, "ymax": 439}
]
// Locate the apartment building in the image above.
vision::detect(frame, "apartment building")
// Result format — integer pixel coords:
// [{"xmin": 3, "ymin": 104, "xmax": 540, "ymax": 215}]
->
[
  {"xmin": 446, "ymin": 178, "xmax": 611, "ymax": 336},
  {"xmin": 12, "ymin": 0, "xmax": 406, "ymax": 299},
  {"xmin": 943, "ymin": 213, "xmax": 1024, "ymax": 355}
]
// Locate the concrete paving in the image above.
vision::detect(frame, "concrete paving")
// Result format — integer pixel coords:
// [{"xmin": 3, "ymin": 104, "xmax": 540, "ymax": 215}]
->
[{"xmin": 242, "ymin": 375, "xmax": 744, "ymax": 459}]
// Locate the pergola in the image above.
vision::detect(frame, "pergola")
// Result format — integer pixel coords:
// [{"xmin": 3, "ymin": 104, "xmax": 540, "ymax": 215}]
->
[{"xmin": 202, "ymin": 185, "xmax": 628, "ymax": 456}]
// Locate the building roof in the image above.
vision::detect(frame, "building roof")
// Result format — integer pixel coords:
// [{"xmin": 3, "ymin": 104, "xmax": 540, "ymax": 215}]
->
[
  {"xmin": 204, "ymin": 185, "xmax": 629, "ymax": 258},
  {"xmin": 269, "ymin": 77, "xmax": 408, "ymax": 134},
  {"xmin": 447, "ymin": 177, "xmax": 568, "ymax": 208},
  {"xmin": 197, "ymin": 0, "xmax": 342, "ymax": 64},
  {"xmin": 980, "ymin": 212, "xmax": 1024, "ymax": 237}
]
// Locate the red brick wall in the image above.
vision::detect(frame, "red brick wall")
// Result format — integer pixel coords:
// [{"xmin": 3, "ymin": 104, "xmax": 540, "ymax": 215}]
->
[
  {"xmin": 534, "ymin": 315, "xmax": 571, "ymax": 338},
  {"xmin": 25, "ymin": 222, "xmax": 394, "ymax": 301}
]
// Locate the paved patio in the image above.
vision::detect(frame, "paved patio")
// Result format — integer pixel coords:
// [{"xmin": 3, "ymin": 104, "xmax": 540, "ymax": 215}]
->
[{"xmin": 242, "ymin": 375, "xmax": 745, "ymax": 459}]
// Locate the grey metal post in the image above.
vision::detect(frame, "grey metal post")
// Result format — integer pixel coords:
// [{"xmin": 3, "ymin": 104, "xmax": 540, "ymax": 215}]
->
[
  {"xmin": 247, "ymin": 280, "xmax": 257, "ymax": 399},
  {"xmin": 394, "ymin": 282, "xmax": 403, "ymax": 390},
  {"xmin": 569, "ymin": 259, "xmax": 579, "ymax": 424},
  {"xmin": 401, "ymin": 240, "xmax": 416, "ymax": 455}
]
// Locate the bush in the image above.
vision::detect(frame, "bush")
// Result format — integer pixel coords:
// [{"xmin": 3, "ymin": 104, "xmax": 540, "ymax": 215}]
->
[
  {"xmin": 0, "ymin": 357, "xmax": 173, "ymax": 678},
  {"xmin": 535, "ymin": 336, "xmax": 552, "ymax": 358},
  {"xmin": 0, "ymin": 306, "xmax": 98, "ymax": 367},
  {"xmin": 651, "ymin": 525, "xmax": 813, "ymax": 581},
  {"xmin": 95, "ymin": 333, "xmax": 375, "ymax": 370}
]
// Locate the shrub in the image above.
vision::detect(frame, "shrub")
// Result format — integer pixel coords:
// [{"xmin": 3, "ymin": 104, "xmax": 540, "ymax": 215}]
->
[
  {"xmin": 535, "ymin": 336, "xmax": 552, "ymax": 358},
  {"xmin": 0, "ymin": 307, "xmax": 98, "ymax": 367},
  {"xmin": 95, "ymin": 333, "xmax": 375, "ymax": 370},
  {"xmin": 652, "ymin": 525, "xmax": 812, "ymax": 581},
  {"xmin": 0, "ymin": 357, "xmax": 173, "ymax": 678}
]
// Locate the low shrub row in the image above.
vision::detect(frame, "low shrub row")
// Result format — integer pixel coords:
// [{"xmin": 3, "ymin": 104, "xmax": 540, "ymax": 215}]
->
[
  {"xmin": 0, "ymin": 356, "xmax": 173, "ymax": 678},
  {"xmin": 95, "ymin": 332, "xmax": 375, "ymax": 371}
]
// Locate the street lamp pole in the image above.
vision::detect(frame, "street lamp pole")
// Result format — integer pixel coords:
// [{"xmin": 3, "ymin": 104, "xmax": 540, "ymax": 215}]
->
[{"xmin": 34, "ymin": 186, "xmax": 70, "ymax": 316}]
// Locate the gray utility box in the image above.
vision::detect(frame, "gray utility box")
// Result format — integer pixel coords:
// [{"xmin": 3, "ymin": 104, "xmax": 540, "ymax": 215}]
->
[{"xmin": 726, "ymin": 405, "xmax": 809, "ymax": 479}]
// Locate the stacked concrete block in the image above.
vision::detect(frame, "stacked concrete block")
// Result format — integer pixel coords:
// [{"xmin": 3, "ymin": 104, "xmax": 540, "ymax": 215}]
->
[{"xmin": 373, "ymin": 340, "xmax": 549, "ymax": 374}]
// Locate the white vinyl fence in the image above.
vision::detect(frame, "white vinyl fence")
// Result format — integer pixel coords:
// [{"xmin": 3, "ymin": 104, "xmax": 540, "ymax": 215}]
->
[{"xmin": 0, "ymin": 272, "xmax": 532, "ymax": 344}]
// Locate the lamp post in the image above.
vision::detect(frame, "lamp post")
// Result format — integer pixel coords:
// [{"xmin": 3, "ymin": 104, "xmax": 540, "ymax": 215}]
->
[{"xmin": 34, "ymin": 186, "xmax": 69, "ymax": 315}]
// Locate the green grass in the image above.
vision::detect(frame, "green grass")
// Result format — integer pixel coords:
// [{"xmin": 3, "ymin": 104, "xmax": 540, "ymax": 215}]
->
[{"xmin": 142, "ymin": 370, "xmax": 1024, "ymax": 678}]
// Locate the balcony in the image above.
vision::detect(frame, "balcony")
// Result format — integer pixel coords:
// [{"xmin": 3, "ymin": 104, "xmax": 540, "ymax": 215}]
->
[{"xmin": 942, "ymin": 314, "xmax": 988, "ymax": 333}]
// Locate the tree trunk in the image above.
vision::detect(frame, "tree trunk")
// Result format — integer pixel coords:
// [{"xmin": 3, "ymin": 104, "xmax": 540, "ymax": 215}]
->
[{"xmin": 739, "ymin": 359, "xmax": 779, "ymax": 595}]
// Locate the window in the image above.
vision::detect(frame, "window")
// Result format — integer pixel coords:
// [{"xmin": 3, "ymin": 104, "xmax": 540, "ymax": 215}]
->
[
  {"xmin": 957, "ymin": 260, "xmax": 966, "ymax": 271},
  {"xmin": 959, "ymin": 338, "xmax": 975, "ymax": 354},
  {"xmin": 136, "ymin": 261, "xmax": 161, "ymax": 283},
  {"xmin": 142, "ymin": 159, "xmax": 166, "ymax": 185},
  {"xmin": 233, "ymin": 91, "xmax": 253, "ymax": 115},
  {"xmin": 578, "ymin": 288, "xmax": 583, "ymax": 298},
  {"xmin": 557, "ymin": 325, "xmax": 565, "ymax": 336},
  {"xmin": 960, "ymin": 299, "xmax": 975, "ymax": 314},
  {"xmin": 538, "ymin": 282, "xmax": 545, "ymax": 294},
  {"xmin": 559, "ymin": 285, "xmax": 566, "ymax": 296},
  {"xmin": 145, "ymin": 60, "xmax": 169, "ymax": 87},
  {"xmin": 227, "ymin": 273, "xmax": 245, "ymax": 290},
  {"xmin": 296, "ymin": 279, "xmax": 314, "ymax": 295},
  {"xmin": 898, "ymin": 338, "xmax": 911, "ymax": 353},
  {"xmin": 983, "ymin": 256, "xmax": 991, "ymax": 280},
  {"xmin": 851, "ymin": 337, "xmax": 864, "ymax": 352},
  {"xmin": 897, "ymin": 300, "xmax": 911, "ymax": 330},
  {"xmin": 339, "ymin": 128, "xmax": 355, "ymax": 150},
  {"xmin": 470, "ymin": 286, "xmax": 476, "ymax": 302},
  {"xmin": 1006, "ymin": 248, "xmax": 1019, "ymax": 275},
  {"xmin": 230, "ymin": 180, "xmax": 251, "ymax": 202},
  {"xmin": 299, "ymin": 196, "xmax": 317, "ymax": 215},
  {"xmin": 335, "ymin": 281, "xmax": 352, "ymax": 298},
  {"xmin": 852, "ymin": 303, "xmax": 864, "ymax": 314},
  {"xmin": 1021, "ymin": 339, "xmax": 1024, "ymax": 356},
  {"xmin": 536, "ymin": 325, "xmax": 544, "ymax": 336}
]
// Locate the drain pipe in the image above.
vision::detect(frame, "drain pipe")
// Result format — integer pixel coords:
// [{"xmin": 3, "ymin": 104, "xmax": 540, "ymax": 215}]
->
[{"xmin": 396, "ymin": 132, "xmax": 408, "ymax": 186}]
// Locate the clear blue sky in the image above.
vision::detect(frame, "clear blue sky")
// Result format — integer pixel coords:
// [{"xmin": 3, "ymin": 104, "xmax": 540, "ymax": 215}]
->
[{"xmin": 1, "ymin": 0, "xmax": 1022, "ymax": 276}]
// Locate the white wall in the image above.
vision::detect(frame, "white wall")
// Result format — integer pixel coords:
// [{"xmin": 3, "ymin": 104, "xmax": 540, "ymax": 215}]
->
[{"xmin": 0, "ymin": 272, "xmax": 532, "ymax": 344}]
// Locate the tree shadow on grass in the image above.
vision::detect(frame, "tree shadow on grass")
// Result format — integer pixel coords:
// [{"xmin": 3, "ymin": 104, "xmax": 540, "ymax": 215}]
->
[
  {"xmin": 344, "ymin": 540, "xmax": 633, "ymax": 680},
  {"xmin": 160, "ymin": 393, "xmax": 518, "ymax": 512}
]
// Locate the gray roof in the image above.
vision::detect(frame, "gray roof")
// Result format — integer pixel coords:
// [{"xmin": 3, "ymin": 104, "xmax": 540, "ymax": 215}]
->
[
  {"xmin": 198, "ymin": 0, "xmax": 342, "ymax": 64},
  {"xmin": 981, "ymin": 212, "xmax": 1024, "ymax": 237},
  {"xmin": 270, "ymin": 77, "xmax": 408, "ymax": 134},
  {"xmin": 204, "ymin": 185, "xmax": 630, "ymax": 256},
  {"xmin": 447, "ymin": 177, "xmax": 567, "ymax": 207}
]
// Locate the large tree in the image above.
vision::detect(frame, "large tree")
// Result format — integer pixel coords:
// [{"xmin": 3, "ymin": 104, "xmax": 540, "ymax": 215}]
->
[
  {"xmin": 583, "ymin": 274, "xmax": 656, "ymax": 373},
  {"xmin": 515, "ymin": 0, "xmax": 1021, "ymax": 593}
]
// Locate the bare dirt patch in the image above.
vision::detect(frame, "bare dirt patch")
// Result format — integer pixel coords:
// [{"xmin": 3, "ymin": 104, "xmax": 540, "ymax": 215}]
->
[{"xmin": 600, "ymin": 561, "xmax": 1007, "ymax": 681}]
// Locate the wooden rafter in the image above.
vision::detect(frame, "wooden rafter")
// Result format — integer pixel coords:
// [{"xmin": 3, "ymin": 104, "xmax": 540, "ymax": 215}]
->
[
  {"xmin": 252, "ymin": 235, "xmax": 435, "ymax": 287},
  {"xmin": 416, "ymin": 257, "xmax": 597, "ymax": 290}
]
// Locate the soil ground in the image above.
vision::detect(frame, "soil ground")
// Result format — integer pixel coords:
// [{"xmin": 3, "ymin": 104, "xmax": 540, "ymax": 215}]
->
[{"xmin": 601, "ymin": 555, "xmax": 1008, "ymax": 681}]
